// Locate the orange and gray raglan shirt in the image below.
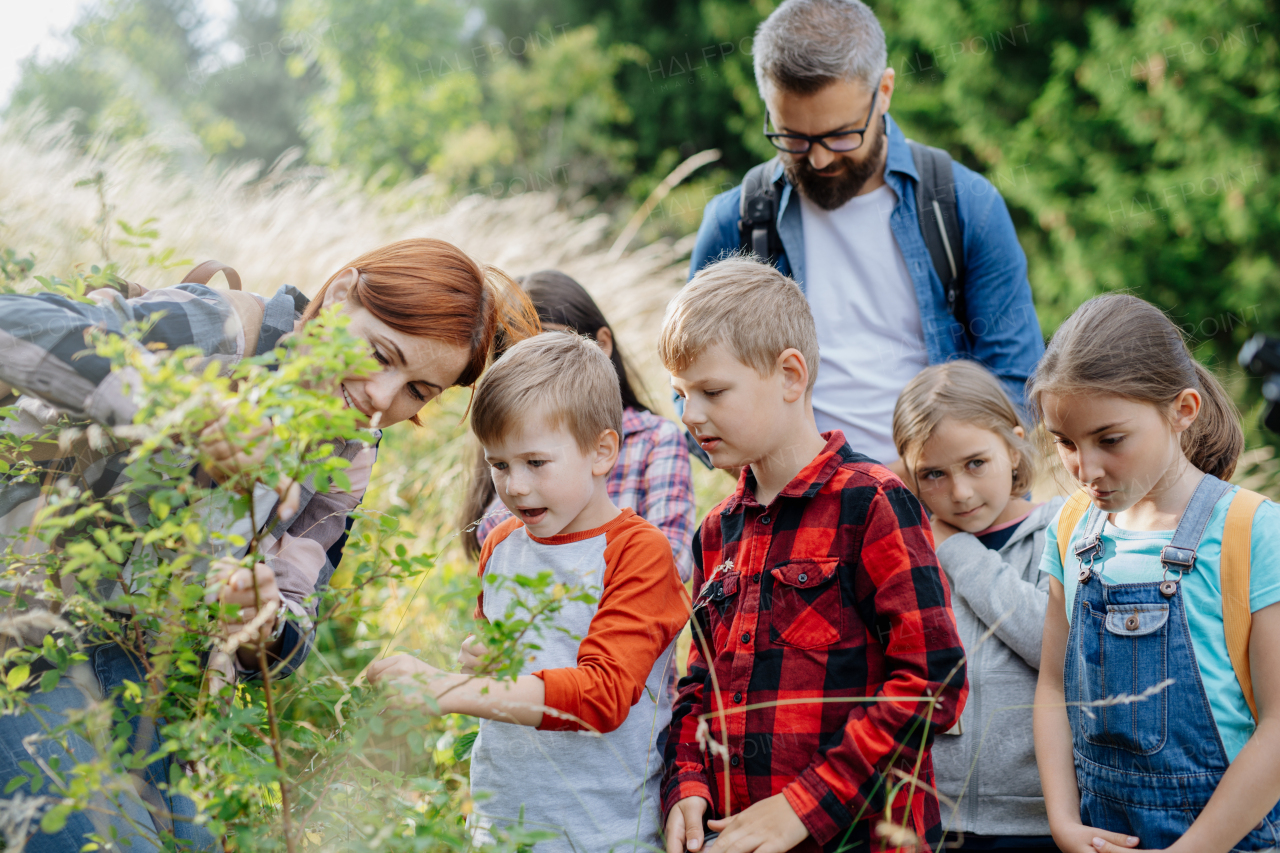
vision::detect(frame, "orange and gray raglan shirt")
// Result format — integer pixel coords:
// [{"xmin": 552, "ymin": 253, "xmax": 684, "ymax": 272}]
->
[{"xmin": 468, "ymin": 508, "xmax": 690, "ymax": 852}]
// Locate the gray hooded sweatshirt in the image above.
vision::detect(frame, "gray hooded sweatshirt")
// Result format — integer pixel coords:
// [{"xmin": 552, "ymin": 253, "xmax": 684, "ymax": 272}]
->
[{"xmin": 931, "ymin": 497, "xmax": 1063, "ymax": 837}]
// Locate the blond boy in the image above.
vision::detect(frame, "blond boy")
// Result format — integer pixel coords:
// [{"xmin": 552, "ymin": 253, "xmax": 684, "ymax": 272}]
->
[
  {"xmin": 369, "ymin": 332, "xmax": 689, "ymax": 852},
  {"xmin": 659, "ymin": 257, "xmax": 967, "ymax": 853}
]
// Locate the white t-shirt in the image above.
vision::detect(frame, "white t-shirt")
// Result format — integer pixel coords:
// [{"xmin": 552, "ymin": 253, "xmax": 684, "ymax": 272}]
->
[{"xmin": 799, "ymin": 184, "xmax": 929, "ymax": 463}]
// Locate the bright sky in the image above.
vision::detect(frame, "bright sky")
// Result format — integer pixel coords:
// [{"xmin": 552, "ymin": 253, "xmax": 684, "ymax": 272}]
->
[
  {"xmin": 0, "ymin": 0, "xmax": 88, "ymax": 105},
  {"xmin": 0, "ymin": 0, "xmax": 236, "ymax": 108}
]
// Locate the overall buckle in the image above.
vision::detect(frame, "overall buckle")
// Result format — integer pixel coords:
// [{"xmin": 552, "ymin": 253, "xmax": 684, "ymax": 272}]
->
[
  {"xmin": 1074, "ymin": 535, "xmax": 1103, "ymax": 583},
  {"xmin": 1159, "ymin": 545, "xmax": 1196, "ymax": 597}
]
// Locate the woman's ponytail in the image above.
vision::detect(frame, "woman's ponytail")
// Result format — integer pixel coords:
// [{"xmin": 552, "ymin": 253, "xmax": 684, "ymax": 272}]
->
[{"xmin": 1186, "ymin": 361, "xmax": 1244, "ymax": 481}]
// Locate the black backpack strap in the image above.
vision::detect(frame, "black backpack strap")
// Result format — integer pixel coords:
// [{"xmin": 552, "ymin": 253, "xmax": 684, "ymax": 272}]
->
[
  {"xmin": 909, "ymin": 140, "xmax": 967, "ymax": 332},
  {"xmin": 738, "ymin": 159, "xmax": 785, "ymax": 264}
]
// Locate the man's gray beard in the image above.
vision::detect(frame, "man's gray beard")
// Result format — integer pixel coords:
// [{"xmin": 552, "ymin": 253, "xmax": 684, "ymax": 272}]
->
[{"xmin": 784, "ymin": 118, "xmax": 887, "ymax": 211}]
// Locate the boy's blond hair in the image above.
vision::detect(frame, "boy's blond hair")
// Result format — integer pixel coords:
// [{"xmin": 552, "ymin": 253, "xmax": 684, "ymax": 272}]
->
[
  {"xmin": 892, "ymin": 360, "xmax": 1037, "ymax": 496},
  {"xmin": 472, "ymin": 331, "xmax": 622, "ymax": 452},
  {"xmin": 658, "ymin": 255, "xmax": 819, "ymax": 391}
]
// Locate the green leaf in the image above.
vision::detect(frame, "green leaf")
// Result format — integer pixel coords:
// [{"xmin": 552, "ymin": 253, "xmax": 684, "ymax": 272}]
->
[
  {"xmin": 4, "ymin": 776, "xmax": 27, "ymax": 794},
  {"xmin": 6, "ymin": 664, "xmax": 30, "ymax": 691},
  {"xmin": 40, "ymin": 670, "xmax": 61, "ymax": 693},
  {"xmin": 41, "ymin": 803, "xmax": 72, "ymax": 834},
  {"xmin": 452, "ymin": 730, "xmax": 478, "ymax": 762}
]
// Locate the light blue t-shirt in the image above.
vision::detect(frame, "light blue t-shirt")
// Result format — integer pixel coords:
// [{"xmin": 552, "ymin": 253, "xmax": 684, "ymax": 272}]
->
[{"xmin": 1041, "ymin": 486, "xmax": 1280, "ymax": 761}]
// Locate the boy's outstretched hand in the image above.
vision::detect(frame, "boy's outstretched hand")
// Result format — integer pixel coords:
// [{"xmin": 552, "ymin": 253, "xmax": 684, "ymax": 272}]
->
[
  {"xmin": 458, "ymin": 635, "xmax": 489, "ymax": 675},
  {"xmin": 366, "ymin": 654, "xmax": 449, "ymax": 711},
  {"xmin": 705, "ymin": 793, "xmax": 809, "ymax": 853},
  {"xmin": 665, "ymin": 796, "xmax": 708, "ymax": 853}
]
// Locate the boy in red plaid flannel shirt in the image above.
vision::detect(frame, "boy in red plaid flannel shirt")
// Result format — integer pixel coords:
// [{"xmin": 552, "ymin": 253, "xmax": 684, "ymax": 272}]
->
[{"xmin": 658, "ymin": 257, "xmax": 968, "ymax": 853}]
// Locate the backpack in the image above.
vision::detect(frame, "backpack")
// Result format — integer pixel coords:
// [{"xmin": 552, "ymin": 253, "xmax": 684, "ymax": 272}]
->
[
  {"xmin": 737, "ymin": 140, "xmax": 968, "ymax": 333},
  {"xmin": 100, "ymin": 260, "xmax": 266, "ymax": 355},
  {"xmin": 1056, "ymin": 488, "xmax": 1269, "ymax": 721}
]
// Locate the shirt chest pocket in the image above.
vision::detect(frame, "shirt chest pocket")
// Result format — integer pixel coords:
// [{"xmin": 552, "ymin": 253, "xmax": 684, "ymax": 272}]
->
[{"xmin": 768, "ymin": 558, "xmax": 843, "ymax": 649}]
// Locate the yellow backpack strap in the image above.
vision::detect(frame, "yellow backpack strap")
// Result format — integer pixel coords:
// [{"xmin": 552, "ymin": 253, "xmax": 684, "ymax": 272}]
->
[
  {"xmin": 1057, "ymin": 490, "xmax": 1094, "ymax": 566},
  {"xmin": 1223, "ymin": 487, "xmax": 1266, "ymax": 723}
]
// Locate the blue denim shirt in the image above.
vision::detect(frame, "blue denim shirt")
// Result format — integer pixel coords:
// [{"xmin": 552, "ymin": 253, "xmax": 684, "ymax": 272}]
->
[{"xmin": 689, "ymin": 114, "xmax": 1044, "ymax": 410}]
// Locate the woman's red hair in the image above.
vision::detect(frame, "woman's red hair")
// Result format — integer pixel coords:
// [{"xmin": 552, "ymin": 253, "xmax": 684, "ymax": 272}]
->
[{"xmin": 303, "ymin": 238, "xmax": 540, "ymax": 422}]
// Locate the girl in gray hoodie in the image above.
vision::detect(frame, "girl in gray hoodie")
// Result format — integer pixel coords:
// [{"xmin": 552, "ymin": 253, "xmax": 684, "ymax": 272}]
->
[{"xmin": 893, "ymin": 361, "xmax": 1061, "ymax": 852}]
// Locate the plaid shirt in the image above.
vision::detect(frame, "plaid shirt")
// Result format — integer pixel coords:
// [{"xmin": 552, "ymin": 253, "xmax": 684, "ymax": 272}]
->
[
  {"xmin": 477, "ymin": 406, "xmax": 697, "ymax": 581},
  {"xmin": 662, "ymin": 432, "xmax": 967, "ymax": 851},
  {"xmin": 0, "ymin": 283, "xmax": 375, "ymax": 678}
]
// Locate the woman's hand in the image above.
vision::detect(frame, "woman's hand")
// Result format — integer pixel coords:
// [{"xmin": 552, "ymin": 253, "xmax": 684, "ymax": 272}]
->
[
  {"xmin": 198, "ymin": 413, "xmax": 301, "ymax": 521},
  {"xmin": 208, "ymin": 558, "xmax": 285, "ymax": 670},
  {"xmin": 458, "ymin": 635, "xmax": 489, "ymax": 675}
]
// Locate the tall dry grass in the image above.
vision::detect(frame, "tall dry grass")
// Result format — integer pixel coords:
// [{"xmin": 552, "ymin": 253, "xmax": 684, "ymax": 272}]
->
[
  {"xmin": 0, "ymin": 114, "xmax": 729, "ymax": 663},
  {"xmin": 0, "ymin": 116, "xmax": 693, "ymax": 391}
]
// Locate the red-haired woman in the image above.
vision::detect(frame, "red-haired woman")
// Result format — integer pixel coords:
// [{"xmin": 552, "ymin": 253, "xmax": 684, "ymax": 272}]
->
[{"xmin": 0, "ymin": 238, "xmax": 538, "ymax": 853}]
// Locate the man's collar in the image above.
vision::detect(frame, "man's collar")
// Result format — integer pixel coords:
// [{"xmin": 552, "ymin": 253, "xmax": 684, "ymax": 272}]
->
[{"xmin": 882, "ymin": 114, "xmax": 918, "ymax": 182}]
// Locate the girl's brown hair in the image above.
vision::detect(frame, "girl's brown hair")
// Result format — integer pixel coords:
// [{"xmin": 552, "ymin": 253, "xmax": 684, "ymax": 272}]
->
[
  {"xmin": 302, "ymin": 238, "xmax": 540, "ymax": 423},
  {"xmin": 1028, "ymin": 293, "xmax": 1243, "ymax": 480},
  {"xmin": 893, "ymin": 360, "xmax": 1036, "ymax": 496}
]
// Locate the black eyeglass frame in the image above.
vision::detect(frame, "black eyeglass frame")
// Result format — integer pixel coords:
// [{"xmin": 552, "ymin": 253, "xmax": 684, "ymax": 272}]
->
[{"xmin": 762, "ymin": 90, "xmax": 880, "ymax": 154}]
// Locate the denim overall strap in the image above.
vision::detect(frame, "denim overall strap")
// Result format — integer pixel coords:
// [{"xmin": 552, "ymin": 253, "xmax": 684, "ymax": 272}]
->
[
  {"xmin": 1063, "ymin": 474, "xmax": 1280, "ymax": 850},
  {"xmin": 1156, "ymin": 474, "xmax": 1232, "ymax": 595}
]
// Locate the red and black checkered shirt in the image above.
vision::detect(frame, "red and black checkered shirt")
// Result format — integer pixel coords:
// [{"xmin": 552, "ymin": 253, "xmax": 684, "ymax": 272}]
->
[{"xmin": 662, "ymin": 432, "xmax": 968, "ymax": 852}]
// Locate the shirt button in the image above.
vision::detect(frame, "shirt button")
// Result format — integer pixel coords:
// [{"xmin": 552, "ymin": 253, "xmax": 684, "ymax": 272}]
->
[
  {"xmin": 741, "ymin": 633, "xmax": 751, "ymax": 644},
  {"xmin": 733, "ymin": 692, "xmax": 743, "ymax": 703},
  {"xmin": 798, "ymin": 573, "xmax": 808, "ymax": 583},
  {"xmin": 752, "ymin": 573, "xmax": 761, "ymax": 583},
  {"xmin": 730, "ymin": 755, "xmax": 740, "ymax": 767},
  {"xmin": 760, "ymin": 515, "xmax": 771, "ymax": 525}
]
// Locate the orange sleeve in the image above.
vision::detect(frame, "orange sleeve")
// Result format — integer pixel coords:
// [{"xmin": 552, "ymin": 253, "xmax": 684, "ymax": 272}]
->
[
  {"xmin": 535, "ymin": 514, "xmax": 692, "ymax": 733},
  {"xmin": 474, "ymin": 517, "xmax": 524, "ymax": 622}
]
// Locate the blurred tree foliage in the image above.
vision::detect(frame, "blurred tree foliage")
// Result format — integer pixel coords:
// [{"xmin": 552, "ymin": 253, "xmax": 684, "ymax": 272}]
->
[
  {"xmin": 288, "ymin": 0, "xmax": 644, "ymax": 194},
  {"xmin": 8, "ymin": 0, "xmax": 319, "ymax": 171},
  {"xmin": 873, "ymin": 0, "xmax": 1279, "ymax": 436},
  {"xmin": 7, "ymin": 0, "xmax": 1279, "ymax": 415}
]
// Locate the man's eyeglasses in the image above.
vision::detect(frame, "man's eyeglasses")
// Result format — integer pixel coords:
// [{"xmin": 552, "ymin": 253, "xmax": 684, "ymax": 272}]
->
[{"xmin": 763, "ymin": 90, "xmax": 879, "ymax": 154}]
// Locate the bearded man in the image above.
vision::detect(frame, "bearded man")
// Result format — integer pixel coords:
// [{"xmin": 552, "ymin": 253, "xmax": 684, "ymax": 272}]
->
[{"xmin": 687, "ymin": 0, "xmax": 1044, "ymax": 464}]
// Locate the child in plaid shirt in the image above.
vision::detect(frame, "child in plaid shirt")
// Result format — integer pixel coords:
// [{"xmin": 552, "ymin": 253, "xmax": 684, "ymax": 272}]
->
[{"xmin": 659, "ymin": 257, "xmax": 968, "ymax": 853}]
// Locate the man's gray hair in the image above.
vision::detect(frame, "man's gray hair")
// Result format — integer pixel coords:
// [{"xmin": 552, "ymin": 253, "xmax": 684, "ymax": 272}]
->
[{"xmin": 753, "ymin": 0, "xmax": 887, "ymax": 95}]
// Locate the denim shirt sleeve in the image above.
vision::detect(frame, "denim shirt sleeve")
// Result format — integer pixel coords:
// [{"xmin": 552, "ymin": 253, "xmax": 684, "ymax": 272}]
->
[
  {"xmin": 952, "ymin": 162, "xmax": 1045, "ymax": 412},
  {"xmin": 689, "ymin": 186, "xmax": 745, "ymax": 280}
]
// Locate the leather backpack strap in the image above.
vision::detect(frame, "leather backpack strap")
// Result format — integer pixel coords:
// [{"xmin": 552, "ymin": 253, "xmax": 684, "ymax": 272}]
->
[
  {"xmin": 180, "ymin": 261, "xmax": 262, "ymax": 356},
  {"xmin": 181, "ymin": 260, "xmax": 242, "ymax": 291},
  {"xmin": 1223, "ymin": 487, "xmax": 1266, "ymax": 723},
  {"xmin": 1057, "ymin": 490, "xmax": 1093, "ymax": 565},
  {"xmin": 222, "ymin": 290, "xmax": 265, "ymax": 358}
]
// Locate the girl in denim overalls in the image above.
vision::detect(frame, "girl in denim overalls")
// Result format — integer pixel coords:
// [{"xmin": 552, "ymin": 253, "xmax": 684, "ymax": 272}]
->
[{"xmin": 1029, "ymin": 294, "xmax": 1280, "ymax": 853}]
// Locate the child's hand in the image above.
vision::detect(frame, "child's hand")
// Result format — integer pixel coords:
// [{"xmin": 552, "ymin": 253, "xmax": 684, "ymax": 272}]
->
[
  {"xmin": 366, "ymin": 654, "xmax": 450, "ymax": 711},
  {"xmin": 665, "ymin": 796, "xmax": 709, "ymax": 853},
  {"xmin": 705, "ymin": 793, "xmax": 808, "ymax": 853},
  {"xmin": 929, "ymin": 513, "xmax": 962, "ymax": 545},
  {"xmin": 458, "ymin": 635, "xmax": 489, "ymax": 675},
  {"xmin": 1054, "ymin": 823, "xmax": 1143, "ymax": 853}
]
